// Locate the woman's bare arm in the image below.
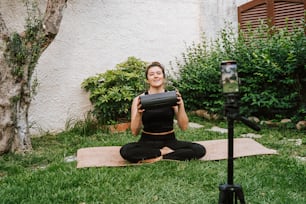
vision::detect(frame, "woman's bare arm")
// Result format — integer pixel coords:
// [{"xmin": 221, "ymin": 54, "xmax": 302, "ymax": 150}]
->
[
  {"xmin": 174, "ymin": 92, "xmax": 189, "ymax": 131},
  {"xmin": 130, "ymin": 96, "xmax": 144, "ymax": 136}
]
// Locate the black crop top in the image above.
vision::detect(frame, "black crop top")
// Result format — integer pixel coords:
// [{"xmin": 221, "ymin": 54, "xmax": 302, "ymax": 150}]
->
[{"xmin": 142, "ymin": 92, "xmax": 174, "ymax": 133}]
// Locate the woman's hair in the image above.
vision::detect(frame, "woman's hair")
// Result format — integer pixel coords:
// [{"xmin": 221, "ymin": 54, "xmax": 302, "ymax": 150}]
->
[{"xmin": 145, "ymin": 61, "xmax": 165, "ymax": 79}]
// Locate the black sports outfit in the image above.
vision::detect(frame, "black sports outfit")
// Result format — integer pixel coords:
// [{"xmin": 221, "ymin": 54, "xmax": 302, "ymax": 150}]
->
[{"xmin": 120, "ymin": 94, "xmax": 206, "ymax": 163}]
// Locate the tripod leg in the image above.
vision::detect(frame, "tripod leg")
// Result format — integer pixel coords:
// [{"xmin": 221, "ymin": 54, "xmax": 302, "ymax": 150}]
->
[
  {"xmin": 234, "ymin": 185, "xmax": 246, "ymax": 204},
  {"xmin": 218, "ymin": 184, "xmax": 234, "ymax": 204},
  {"xmin": 218, "ymin": 184, "xmax": 229, "ymax": 204},
  {"xmin": 218, "ymin": 184, "xmax": 226, "ymax": 204},
  {"xmin": 218, "ymin": 190, "xmax": 226, "ymax": 204},
  {"xmin": 219, "ymin": 184, "xmax": 246, "ymax": 204}
]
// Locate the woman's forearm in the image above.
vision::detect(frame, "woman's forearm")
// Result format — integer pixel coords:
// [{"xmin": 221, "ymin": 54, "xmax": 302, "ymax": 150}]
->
[
  {"xmin": 175, "ymin": 91, "xmax": 189, "ymax": 130},
  {"xmin": 130, "ymin": 113, "xmax": 142, "ymax": 135},
  {"xmin": 130, "ymin": 97, "xmax": 143, "ymax": 135},
  {"xmin": 176, "ymin": 102, "xmax": 189, "ymax": 131}
]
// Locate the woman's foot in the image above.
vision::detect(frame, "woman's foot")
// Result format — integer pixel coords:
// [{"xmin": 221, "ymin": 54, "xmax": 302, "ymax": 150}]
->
[
  {"xmin": 138, "ymin": 156, "xmax": 163, "ymax": 164},
  {"xmin": 160, "ymin": 147, "xmax": 174, "ymax": 155}
]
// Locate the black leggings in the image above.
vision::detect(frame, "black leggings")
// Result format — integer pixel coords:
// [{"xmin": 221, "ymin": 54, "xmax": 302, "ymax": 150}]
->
[{"xmin": 120, "ymin": 133, "xmax": 206, "ymax": 163}]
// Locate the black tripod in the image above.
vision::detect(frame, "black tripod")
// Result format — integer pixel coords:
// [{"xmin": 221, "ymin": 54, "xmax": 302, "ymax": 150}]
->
[{"xmin": 218, "ymin": 94, "xmax": 260, "ymax": 204}]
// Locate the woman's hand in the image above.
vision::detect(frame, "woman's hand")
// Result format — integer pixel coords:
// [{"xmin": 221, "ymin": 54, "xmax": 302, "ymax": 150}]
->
[
  {"xmin": 176, "ymin": 90, "xmax": 183, "ymax": 107},
  {"xmin": 130, "ymin": 96, "xmax": 144, "ymax": 136},
  {"xmin": 174, "ymin": 90, "xmax": 189, "ymax": 131},
  {"xmin": 136, "ymin": 97, "xmax": 145, "ymax": 113}
]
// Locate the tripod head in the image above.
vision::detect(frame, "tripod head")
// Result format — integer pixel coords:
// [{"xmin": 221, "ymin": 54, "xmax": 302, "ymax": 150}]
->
[{"xmin": 224, "ymin": 93, "xmax": 260, "ymax": 132}]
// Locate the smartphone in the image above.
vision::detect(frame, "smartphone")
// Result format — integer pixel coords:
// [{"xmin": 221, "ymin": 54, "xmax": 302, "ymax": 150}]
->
[{"xmin": 220, "ymin": 60, "xmax": 239, "ymax": 93}]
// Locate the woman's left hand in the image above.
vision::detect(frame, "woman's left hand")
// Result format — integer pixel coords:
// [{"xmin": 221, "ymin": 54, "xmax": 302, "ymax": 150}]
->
[
  {"xmin": 174, "ymin": 90, "xmax": 188, "ymax": 130},
  {"xmin": 176, "ymin": 90, "xmax": 183, "ymax": 106}
]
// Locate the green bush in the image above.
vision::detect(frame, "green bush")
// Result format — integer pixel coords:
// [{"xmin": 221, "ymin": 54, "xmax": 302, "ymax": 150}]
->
[
  {"xmin": 236, "ymin": 23, "xmax": 306, "ymax": 120},
  {"xmin": 171, "ymin": 20, "xmax": 306, "ymax": 121},
  {"xmin": 169, "ymin": 37, "xmax": 224, "ymax": 114},
  {"xmin": 82, "ymin": 57, "xmax": 147, "ymax": 124}
]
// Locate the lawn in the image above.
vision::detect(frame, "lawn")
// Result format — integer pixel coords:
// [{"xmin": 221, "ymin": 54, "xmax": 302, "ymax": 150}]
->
[{"xmin": 0, "ymin": 117, "xmax": 305, "ymax": 204}]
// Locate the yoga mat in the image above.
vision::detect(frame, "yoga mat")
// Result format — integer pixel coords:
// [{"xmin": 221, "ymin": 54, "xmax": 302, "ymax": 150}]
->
[{"xmin": 76, "ymin": 138, "xmax": 277, "ymax": 168}]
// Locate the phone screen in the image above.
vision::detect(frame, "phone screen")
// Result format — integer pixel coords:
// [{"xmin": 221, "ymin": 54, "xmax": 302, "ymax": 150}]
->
[{"xmin": 221, "ymin": 61, "xmax": 239, "ymax": 93}]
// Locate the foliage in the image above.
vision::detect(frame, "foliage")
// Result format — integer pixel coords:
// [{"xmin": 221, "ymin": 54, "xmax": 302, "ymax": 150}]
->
[
  {"xmin": 82, "ymin": 57, "xmax": 147, "ymax": 124},
  {"xmin": 236, "ymin": 23, "xmax": 306, "ymax": 120},
  {"xmin": 169, "ymin": 35, "xmax": 224, "ymax": 114},
  {"xmin": 5, "ymin": 33, "xmax": 27, "ymax": 78},
  {"xmin": 64, "ymin": 112, "xmax": 100, "ymax": 136},
  {"xmin": 171, "ymin": 20, "xmax": 306, "ymax": 121},
  {"xmin": 4, "ymin": 1, "xmax": 45, "ymax": 80},
  {"xmin": 0, "ymin": 118, "xmax": 305, "ymax": 203}
]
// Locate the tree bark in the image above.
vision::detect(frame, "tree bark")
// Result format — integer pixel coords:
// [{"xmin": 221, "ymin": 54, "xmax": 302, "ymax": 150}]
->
[
  {"xmin": 0, "ymin": 0, "xmax": 67, "ymax": 155},
  {"xmin": 0, "ymin": 12, "xmax": 13, "ymax": 154}
]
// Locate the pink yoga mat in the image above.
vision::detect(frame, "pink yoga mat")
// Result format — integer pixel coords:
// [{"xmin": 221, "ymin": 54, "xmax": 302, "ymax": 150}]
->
[{"xmin": 76, "ymin": 138, "xmax": 277, "ymax": 168}]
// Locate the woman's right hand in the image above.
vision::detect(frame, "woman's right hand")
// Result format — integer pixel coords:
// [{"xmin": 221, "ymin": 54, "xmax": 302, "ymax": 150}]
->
[
  {"xmin": 130, "ymin": 96, "xmax": 144, "ymax": 135},
  {"xmin": 137, "ymin": 97, "xmax": 145, "ymax": 113}
]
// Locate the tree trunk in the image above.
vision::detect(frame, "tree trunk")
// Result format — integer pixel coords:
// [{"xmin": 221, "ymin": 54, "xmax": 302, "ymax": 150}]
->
[
  {"xmin": 0, "ymin": 0, "xmax": 67, "ymax": 155},
  {"xmin": 0, "ymin": 12, "xmax": 14, "ymax": 154}
]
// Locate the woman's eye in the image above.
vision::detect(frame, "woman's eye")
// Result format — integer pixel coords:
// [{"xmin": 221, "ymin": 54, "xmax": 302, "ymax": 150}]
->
[{"xmin": 148, "ymin": 71, "xmax": 162, "ymax": 76}]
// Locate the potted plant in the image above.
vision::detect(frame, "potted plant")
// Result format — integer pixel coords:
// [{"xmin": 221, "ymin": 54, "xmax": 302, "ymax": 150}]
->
[{"xmin": 82, "ymin": 57, "xmax": 147, "ymax": 132}]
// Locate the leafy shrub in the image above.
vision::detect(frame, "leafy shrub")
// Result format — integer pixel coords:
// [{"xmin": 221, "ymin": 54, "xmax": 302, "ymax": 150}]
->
[
  {"xmin": 82, "ymin": 57, "xmax": 147, "ymax": 124},
  {"xmin": 236, "ymin": 23, "xmax": 306, "ymax": 120},
  {"xmin": 171, "ymin": 20, "xmax": 306, "ymax": 121},
  {"xmin": 169, "ymin": 37, "xmax": 224, "ymax": 114}
]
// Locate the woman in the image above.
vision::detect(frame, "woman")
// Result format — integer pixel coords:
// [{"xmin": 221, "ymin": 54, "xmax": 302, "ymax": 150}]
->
[{"xmin": 120, "ymin": 61, "xmax": 206, "ymax": 163}]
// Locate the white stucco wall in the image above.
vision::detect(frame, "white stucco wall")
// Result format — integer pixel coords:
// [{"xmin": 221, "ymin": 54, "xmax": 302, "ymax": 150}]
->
[
  {"xmin": 1, "ymin": 0, "xmax": 250, "ymax": 134},
  {"xmin": 200, "ymin": 0, "xmax": 249, "ymax": 41}
]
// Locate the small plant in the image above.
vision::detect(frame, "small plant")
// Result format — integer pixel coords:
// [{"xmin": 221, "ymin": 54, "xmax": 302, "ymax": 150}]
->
[
  {"xmin": 65, "ymin": 113, "xmax": 99, "ymax": 136},
  {"xmin": 82, "ymin": 57, "xmax": 147, "ymax": 125}
]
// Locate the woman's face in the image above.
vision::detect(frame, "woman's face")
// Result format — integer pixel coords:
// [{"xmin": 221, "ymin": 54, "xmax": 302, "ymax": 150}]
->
[{"xmin": 146, "ymin": 66, "xmax": 165, "ymax": 88}]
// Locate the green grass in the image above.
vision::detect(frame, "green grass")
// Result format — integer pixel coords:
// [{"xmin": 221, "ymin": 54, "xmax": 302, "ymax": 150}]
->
[{"xmin": 0, "ymin": 117, "xmax": 305, "ymax": 204}]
